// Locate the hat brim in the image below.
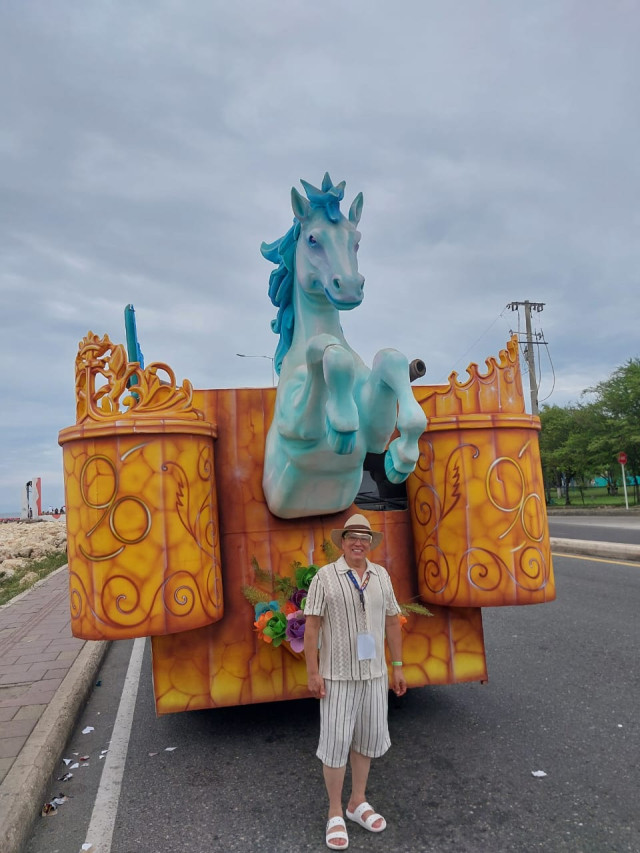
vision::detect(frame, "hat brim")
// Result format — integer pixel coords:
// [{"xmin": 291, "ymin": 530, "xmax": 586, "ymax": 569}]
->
[{"xmin": 330, "ymin": 527, "xmax": 384, "ymax": 550}]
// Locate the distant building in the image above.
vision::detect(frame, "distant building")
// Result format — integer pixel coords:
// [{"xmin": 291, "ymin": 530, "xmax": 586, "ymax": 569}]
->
[{"xmin": 21, "ymin": 478, "xmax": 42, "ymax": 520}]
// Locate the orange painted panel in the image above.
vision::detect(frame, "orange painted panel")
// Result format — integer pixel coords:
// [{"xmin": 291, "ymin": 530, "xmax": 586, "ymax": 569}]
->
[{"xmin": 150, "ymin": 391, "xmax": 487, "ymax": 714}]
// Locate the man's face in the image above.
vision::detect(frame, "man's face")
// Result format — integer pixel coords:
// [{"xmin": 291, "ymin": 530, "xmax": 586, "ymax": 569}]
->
[{"xmin": 342, "ymin": 532, "xmax": 372, "ymax": 563}]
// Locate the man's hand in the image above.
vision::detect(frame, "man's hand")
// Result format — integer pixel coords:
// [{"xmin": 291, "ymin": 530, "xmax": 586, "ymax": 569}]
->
[
  {"xmin": 307, "ymin": 672, "xmax": 326, "ymax": 699},
  {"xmin": 391, "ymin": 666, "xmax": 407, "ymax": 697},
  {"xmin": 304, "ymin": 615, "xmax": 324, "ymax": 699}
]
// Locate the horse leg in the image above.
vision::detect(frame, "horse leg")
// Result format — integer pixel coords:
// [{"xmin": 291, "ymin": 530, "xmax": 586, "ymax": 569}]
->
[
  {"xmin": 322, "ymin": 342, "xmax": 359, "ymax": 454},
  {"xmin": 278, "ymin": 334, "xmax": 358, "ymax": 454},
  {"xmin": 364, "ymin": 349, "xmax": 427, "ymax": 483}
]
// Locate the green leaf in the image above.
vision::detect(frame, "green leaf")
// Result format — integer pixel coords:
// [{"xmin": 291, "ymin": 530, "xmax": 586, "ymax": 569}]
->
[
  {"xmin": 241, "ymin": 585, "xmax": 270, "ymax": 607},
  {"xmin": 400, "ymin": 602, "xmax": 433, "ymax": 617},
  {"xmin": 274, "ymin": 576, "xmax": 295, "ymax": 597},
  {"xmin": 251, "ymin": 556, "xmax": 273, "ymax": 585},
  {"xmin": 322, "ymin": 539, "xmax": 340, "ymax": 562}
]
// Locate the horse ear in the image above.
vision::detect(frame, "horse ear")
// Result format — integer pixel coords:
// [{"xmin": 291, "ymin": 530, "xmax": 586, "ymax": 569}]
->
[
  {"xmin": 348, "ymin": 192, "xmax": 363, "ymax": 225},
  {"xmin": 291, "ymin": 187, "xmax": 311, "ymax": 221}
]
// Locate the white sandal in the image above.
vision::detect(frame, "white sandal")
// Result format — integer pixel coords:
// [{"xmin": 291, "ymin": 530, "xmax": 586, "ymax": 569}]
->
[
  {"xmin": 346, "ymin": 801, "xmax": 387, "ymax": 832},
  {"xmin": 326, "ymin": 816, "xmax": 349, "ymax": 849}
]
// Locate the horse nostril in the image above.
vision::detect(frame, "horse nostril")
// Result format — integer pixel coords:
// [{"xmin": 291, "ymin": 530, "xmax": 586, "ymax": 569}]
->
[{"xmin": 333, "ymin": 278, "xmax": 341, "ymax": 290}]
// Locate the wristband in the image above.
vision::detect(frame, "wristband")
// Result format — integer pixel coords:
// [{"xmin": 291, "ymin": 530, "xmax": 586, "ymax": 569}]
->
[{"xmin": 391, "ymin": 661, "xmax": 403, "ymax": 666}]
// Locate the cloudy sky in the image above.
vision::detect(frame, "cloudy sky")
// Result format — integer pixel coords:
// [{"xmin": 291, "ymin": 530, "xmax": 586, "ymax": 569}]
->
[{"xmin": 1, "ymin": 1, "xmax": 638, "ymax": 512}]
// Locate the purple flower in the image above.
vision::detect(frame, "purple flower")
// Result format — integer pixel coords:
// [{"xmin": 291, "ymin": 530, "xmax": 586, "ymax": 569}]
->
[
  {"xmin": 290, "ymin": 588, "xmax": 307, "ymax": 609},
  {"xmin": 285, "ymin": 610, "xmax": 306, "ymax": 653}
]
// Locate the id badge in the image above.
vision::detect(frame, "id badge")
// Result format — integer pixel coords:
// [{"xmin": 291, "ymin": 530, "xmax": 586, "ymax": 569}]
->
[{"xmin": 357, "ymin": 632, "xmax": 376, "ymax": 661}]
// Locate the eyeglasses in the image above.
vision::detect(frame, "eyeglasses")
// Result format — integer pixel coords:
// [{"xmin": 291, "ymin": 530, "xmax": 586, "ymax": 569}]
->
[{"xmin": 343, "ymin": 533, "xmax": 372, "ymax": 542}]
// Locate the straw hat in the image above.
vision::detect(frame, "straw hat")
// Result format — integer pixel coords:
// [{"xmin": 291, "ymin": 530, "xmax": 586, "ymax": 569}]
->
[{"xmin": 330, "ymin": 514, "xmax": 383, "ymax": 549}]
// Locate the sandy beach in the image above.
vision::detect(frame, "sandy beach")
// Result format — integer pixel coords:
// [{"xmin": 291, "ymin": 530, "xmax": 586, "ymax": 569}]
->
[{"xmin": 0, "ymin": 518, "xmax": 67, "ymax": 576}]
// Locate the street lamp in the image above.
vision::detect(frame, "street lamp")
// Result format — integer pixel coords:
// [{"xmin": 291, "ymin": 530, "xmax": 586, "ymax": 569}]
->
[{"xmin": 236, "ymin": 353, "xmax": 276, "ymax": 386}]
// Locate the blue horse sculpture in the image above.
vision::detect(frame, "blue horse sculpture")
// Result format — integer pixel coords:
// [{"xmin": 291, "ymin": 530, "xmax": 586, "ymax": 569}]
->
[{"xmin": 261, "ymin": 173, "xmax": 427, "ymax": 519}]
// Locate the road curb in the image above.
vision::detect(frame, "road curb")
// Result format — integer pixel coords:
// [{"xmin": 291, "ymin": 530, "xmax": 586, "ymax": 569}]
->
[
  {"xmin": 0, "ymin": 639, "xmax": 110, "ymax": 853},
  {"xmin": 551, "ymin": 537, "xmax": 640, "ymax": 563}
]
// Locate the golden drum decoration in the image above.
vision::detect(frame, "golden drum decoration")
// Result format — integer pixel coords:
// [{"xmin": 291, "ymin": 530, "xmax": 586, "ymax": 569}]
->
[
  {"xmin": 58, "ymin": 333, "xmax": 223, "ymax": 640},
  {"xmin": 408, "ymin": 337, "xmax": 555, "ymax": 607}
]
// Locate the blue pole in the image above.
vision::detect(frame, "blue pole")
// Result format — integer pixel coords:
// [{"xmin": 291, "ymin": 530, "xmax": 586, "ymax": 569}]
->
[{"xmin": 124, "ymin": 304, "xmax": 144, "ymax": 391}]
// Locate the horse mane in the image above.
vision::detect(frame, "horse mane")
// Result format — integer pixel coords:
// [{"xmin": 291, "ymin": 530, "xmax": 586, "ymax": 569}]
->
[
  {"xmin": 261, "ymin": 221, "xmax": 300, "ymax": 376},
  {"xmin": 261, "ymin": 174, "xmax": 347, "ymax": 375}
]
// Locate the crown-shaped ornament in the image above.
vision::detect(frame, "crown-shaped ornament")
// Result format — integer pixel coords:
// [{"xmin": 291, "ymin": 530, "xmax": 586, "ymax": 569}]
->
[{"xmin": 73, "ymin": 332, "xmax": 202, "ymax": 424}]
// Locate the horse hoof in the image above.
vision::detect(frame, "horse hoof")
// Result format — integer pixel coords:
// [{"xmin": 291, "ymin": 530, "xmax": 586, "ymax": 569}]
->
[
  {"xmin": 384, "ymin": 449, "xmax": 411, "ymax": 484},
  {"xmin": 326, "ymin": 420, "xmax": 357, "ymax": 455}
]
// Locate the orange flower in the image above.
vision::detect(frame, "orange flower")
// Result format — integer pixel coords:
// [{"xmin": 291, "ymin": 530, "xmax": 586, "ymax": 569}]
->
[
  {"xmin": 254, "ymin": 610, "xmax": 274, "ymax": 642},
  {"xmin": 282, "ymin": 601, "xmax": 298, "ymax": 616},
  {"xmin": 398, "ymin": 614, "xmax": 408, "ymax": 629}
]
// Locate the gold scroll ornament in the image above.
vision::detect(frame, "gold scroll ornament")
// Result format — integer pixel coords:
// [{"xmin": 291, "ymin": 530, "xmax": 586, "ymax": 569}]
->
[
  {"xmin": 58, "ymin": 333, "xmax": 223, "ymax": 640},
  {"xmin": 408, "ymin": 337, "xmax": 555, "ymax": 608}
]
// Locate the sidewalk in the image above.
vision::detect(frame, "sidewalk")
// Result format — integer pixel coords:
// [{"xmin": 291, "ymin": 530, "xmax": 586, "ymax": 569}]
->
[
  {"xmin": 1, "ymin": 538, "xmax": 639, "ymax": 853},
  {"xmin": 0, "ymin": 566, "xmax": 108, "ymax": 853}
]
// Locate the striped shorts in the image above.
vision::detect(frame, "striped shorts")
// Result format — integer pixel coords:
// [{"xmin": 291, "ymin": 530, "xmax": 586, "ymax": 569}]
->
[{"xmin": 317, "ymin": 676, "xmax": 391, "ymax": 768}]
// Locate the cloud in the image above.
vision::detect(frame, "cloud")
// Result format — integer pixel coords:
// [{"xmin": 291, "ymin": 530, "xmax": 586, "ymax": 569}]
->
[{"xmin": 0, "ymin": 0, "xmax": 639, "ymax": 510}]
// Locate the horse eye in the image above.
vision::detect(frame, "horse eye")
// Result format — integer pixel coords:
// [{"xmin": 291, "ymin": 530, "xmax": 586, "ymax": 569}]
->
[{"xmin": 308, "ymin": 235, "xmax": 317, "ymax": 245}]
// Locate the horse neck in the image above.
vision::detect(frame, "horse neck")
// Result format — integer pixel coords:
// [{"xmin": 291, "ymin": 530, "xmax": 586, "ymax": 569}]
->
[{"xmin": 289, "ymin": 275, "xmax": 348, "ymax": 355}]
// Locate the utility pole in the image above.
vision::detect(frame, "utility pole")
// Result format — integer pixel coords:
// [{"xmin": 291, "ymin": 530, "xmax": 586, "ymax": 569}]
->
[{"xmin": 506, "ymin": 301, "xmax": 545, "ymax": 415}]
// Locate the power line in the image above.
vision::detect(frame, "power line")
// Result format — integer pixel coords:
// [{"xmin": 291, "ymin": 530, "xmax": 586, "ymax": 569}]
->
[
  {"xmin": 538, "ymin": 335, "xmax": 556, "ymax": 403},
  {"xmin": 506, "ymin": 301, "xmax": 545, "ymax": 415},
  {"xmin": 452, "ymin": 308, "xmax": 510, "ymax": 374}
]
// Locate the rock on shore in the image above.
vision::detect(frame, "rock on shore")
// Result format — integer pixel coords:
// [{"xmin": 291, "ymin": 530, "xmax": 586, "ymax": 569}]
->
[{"xmin": 0, "ymin": 518, "xmax": 67, "ymax": 578}]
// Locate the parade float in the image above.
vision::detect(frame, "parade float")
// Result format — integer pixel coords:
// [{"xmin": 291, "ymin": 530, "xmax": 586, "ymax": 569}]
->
[{"xmin": 58, "ymin": 175, "xmax": 555, "ymax": 715}]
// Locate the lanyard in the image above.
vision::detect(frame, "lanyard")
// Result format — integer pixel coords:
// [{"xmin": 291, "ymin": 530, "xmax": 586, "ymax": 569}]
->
[{"xmin": 347, "ymin": 570, "xmax": 370, "ymax": 610}]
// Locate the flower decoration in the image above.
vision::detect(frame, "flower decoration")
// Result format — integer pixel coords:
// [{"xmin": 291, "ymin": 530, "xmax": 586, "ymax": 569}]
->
[
  {"xmin": 242, "ymin": 549, "xmax": 432, "ymax": 659},
  {"xmin": 262, "ymin": 610, "xmax": 288, "ymax": 646},
  {"xmin": 254, "ymin": 610, "xmax": 275, "ymax": 642},
  {"xmin": 285, "ymin": 610, "xmax": 306, "ymax": 653},
  {"xmin": 242, "ymin": 557, "xmax": 321, "ymax": 658},
  {"xmin": 295, "ymin": 564, "xmax": 319, "ymax": 591},
  {"xmin": 255, "ymin": 600, "xmax": 280, "ymax": 618},
  {"xmin": 289, "ymin": 588, "xmax": 307, "ymax": 609}
]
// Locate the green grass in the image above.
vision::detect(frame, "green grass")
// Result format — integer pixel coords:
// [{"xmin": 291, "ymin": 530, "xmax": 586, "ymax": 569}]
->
[
  {"xmin": 0, "ymin": 550, "xmax": 68, "ymax": 606},
  {"xmin": 547, "ymin": 485, "xmax": 639, "ymax": 508}
]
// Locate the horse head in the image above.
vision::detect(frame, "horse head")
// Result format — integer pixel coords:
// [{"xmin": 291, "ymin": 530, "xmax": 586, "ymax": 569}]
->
[
  {"xmin": 262, "ymin": 173, "xmax": 366, "ymax": 374},
  {"xmin": 291, "ymin": 173, "xmax": 365, "ymax": 310}
]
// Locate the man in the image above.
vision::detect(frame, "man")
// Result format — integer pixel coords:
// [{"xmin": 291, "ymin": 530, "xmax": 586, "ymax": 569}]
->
[{"xmin": 303, "ymin": 513, "xmax": 407, "ymax": 850}]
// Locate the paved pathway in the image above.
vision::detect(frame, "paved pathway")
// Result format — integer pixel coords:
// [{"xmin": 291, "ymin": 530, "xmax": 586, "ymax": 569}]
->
[
  {"xmin": 0, "ymin": 568, "xmax": 84, "ymax": 782},
  {"xmin": 0, "ymin": 567, "xmax": 108, "ymax": 853}
]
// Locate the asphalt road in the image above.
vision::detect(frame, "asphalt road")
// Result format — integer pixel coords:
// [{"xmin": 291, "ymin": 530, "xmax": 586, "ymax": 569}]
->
[
  {"xmin": 548, "ymin": 514, "xmax": 640, "ymax": 545},
  {"xmin": 28, "ymin": 553, "xmax": 640, "ymax": 853}
]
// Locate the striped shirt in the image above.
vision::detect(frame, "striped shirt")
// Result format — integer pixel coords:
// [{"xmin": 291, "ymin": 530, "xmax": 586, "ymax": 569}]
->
[{"xmin": 303, "ymin": 556, "xmax": 401, "ymax": 681}]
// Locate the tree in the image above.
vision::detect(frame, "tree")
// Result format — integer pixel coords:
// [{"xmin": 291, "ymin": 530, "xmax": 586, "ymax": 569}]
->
[
  {"xmin": 539, "ymin": 405, "xmax": 591, "ymax": 504},
  {"xmin": 587, "ymin": 359, "xmax": 640, "ymax": 501}
]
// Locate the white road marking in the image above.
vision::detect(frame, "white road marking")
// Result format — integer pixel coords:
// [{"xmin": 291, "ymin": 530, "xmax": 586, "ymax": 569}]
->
[
  {"xmin": 550, "ymin": 517, "xmax": 640, "ymax": 530},
  {"xmin": 552, "ymin": 551, "xmax": 640, "ymax": 568},
  {"xmin": 81, "ymin": 637, "xmax": 146, "ymax": 853}
]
